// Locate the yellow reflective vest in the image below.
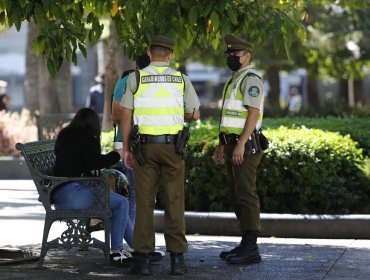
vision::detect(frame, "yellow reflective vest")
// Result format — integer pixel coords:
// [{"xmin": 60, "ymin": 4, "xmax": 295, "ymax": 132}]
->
[
  {"xmin": 220, "ymin": 69, "xmax": 263, "ymax": 135},
  {"xmin": 134, "ymin": 66, "xmax": 185, "ymax": 135}
]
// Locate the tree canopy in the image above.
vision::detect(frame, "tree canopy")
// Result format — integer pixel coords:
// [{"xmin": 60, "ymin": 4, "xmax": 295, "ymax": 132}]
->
[{"xmin": 0, "ymin": 0, "xmax": 305, "ymax": 75}]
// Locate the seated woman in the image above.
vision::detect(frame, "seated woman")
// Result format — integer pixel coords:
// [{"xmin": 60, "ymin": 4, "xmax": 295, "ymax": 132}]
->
[{"xmin": 52, "ymin": 108, "xmax": 134, "ymax": 266}]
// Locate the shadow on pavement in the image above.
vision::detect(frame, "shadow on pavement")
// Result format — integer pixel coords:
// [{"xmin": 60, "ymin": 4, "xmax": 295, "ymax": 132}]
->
[{"xmin": 1, "ymin": 239, "xmax": 369, "ymax": 280}]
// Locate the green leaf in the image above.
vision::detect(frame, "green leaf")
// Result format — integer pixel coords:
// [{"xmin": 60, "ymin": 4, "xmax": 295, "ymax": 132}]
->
[
  {"xmin": 220, "ymin": 20, "xmax": 230, "ymax": 35},
  {"xmin": 88, "ymin": 29, "xmax": 94, "ymax": 43},
  {"xmin": 226, "ymin": 7, "xmax": 238, "ymax": 25},
  {"xmin": 189, "ymin": 6, "xmax": 197, "ymax": 26},
  {"xmin": 79, "ymin": 43, "xmax": 87, "ymax": 58},
  {"xmin": 55, "ymin": 55, "xmax": 63, "ymax": 72},
  {"xmin": 50, "ymin": 3, "xmax": 60, "ymax": 18},
  {"xmin": 210, "ymin": 11, "xmax": 219, "ymax": 30},
  {"xmin": 32, "ymin": 38, "xmax": 45, "ymax": 56},
  {"xmin": 0, "ymin": 1, "xmax": 8, "ymax": 10},
  {"xmin": 211, "ymin": 37, "xmax": 219, "ymax": 49},
  {"xmin": 72, "ymin": 50, "xmax": 77, "ymax": 65},
  {"xmin": 65, "ymin": 44, "xmax": 72, "ymax": 62},
  {"xmin": 34, "ymin": 3, "xmax": 44, "ymax": 26},
  {"xmin": 202, "ymin": 3, "xmax": 212, "ymax": 16},
  {"xmin": 186, "ymin": 28, "xmax": 194, "ymax": 47},
  {"xmin": 217, "ymin": 0, "xmax": 227, "ymax": 12},
  {"xmin": 0, "ymin": 12, "xmax": 5, "ymax": 24},
  {"xmin": 18, "ymin": 0, "xmax": 27, "ymax": 8},
  {"xmin": 14, "ymin": 18, "xmax": 21, "ymax": 31},
  {"xmin": 46, "ymin": 58, "xmax": 57, "ymax": 77},
  {"xmin": 86, "ymin": 12, "xmax": 94, "ymax": 24}
]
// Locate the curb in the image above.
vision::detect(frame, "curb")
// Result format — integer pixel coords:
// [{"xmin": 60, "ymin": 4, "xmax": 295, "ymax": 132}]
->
[{"xmin": 154, "ymin": 211, "xmax": 370, "ymax": 239}]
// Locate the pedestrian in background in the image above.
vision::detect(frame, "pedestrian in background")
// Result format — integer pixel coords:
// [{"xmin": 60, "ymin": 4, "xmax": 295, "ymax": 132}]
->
[
  {"xmin": 86, "ymin": 73, "xmax": 105, "ymax": 114},
  {"xmin": 213, "ymin": 34, "xmax": 265, "ymax": 265},
  {"xmin": 120, "ymin": 35, "xmax": 200, "ymax": 275},
  {"xmin": 0, "ymin": 80, "xmax": 11, "ymax": 112}
]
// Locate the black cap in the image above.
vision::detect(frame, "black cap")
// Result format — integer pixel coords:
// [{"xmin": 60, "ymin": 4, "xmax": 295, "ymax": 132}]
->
[
  {"xmin": 224, "ymin": 35, "xmax": 252, "ymax": 53},
  {"xmin": 149, "ymin": 35, "xmax": 176, "ymax": 51}
]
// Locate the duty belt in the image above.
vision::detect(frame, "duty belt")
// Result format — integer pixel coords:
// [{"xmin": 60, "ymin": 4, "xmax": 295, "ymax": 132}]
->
[
  {"xmin": 219, "ymin": 133, "xmax": 239, "ymax": 145},
  {"xmin": 140, "ymin": 134, "xmax": 177, "ymax": 144}
]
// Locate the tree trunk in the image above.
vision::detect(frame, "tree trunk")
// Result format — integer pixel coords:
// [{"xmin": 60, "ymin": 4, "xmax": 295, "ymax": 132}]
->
[
  {"xmin": 24, "ymin": 22, "xmax": 73, "ymax": 115},
  {"xmin": 101, "ymin": 20, "xmax": 120, "ymax": 132},
  {"xmin": 338, "ymin": 79, "xmax": 348, "ymax": 106},
  {"xmin": 266, "ymin": 64, "xmax": 280, "ymax": 114},
  {"xmin": 38, "ymin": 60, "xmax": 72, "ymax": 114},
  {"xmin": 24, "ymin": 23, "xmax": 39, "ymax": 113},
  {"xmin": 37, "ymin": 59, "xmax": 57, "ymax": 114},
  {"xmin": 354, "ymin": 80, "xmax": 365, "ymax": 105},
  {"xmin": 307, "ymin": 73, "xmax": 319, "ymax": 112}
]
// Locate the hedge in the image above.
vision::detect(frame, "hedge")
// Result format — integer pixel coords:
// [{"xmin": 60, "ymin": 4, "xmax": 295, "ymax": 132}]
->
[
  {"xmin": 101, "ymin": 117, "xmax": 370, "ymax": 214},
  {"xmin": 185, "ymin": 118, "xmax": 370, "ymax": 214},
  {"xmin": 263, "ymin": 117, "xmax": 370, "ymax": 156}
]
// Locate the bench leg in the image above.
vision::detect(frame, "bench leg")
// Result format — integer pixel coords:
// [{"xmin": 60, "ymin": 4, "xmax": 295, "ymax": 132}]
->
[
  {"xmin": 38, "ymin": 217, "xmax": 53, "ymax": 268},
  {"xmin": 104, "ymin": 218, "xmax": 111, "ymax": 266}
]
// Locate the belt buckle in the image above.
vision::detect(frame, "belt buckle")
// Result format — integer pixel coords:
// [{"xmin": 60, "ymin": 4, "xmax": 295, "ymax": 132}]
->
[{"xmin": 165, "ymin": 135, "xmax": 171, "ymax": 144}]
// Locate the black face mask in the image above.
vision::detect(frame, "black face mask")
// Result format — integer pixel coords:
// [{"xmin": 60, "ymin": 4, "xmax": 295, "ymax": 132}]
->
[{"xmin": 226, "ymin": 55, "xmax": 241, "ymax": 71}]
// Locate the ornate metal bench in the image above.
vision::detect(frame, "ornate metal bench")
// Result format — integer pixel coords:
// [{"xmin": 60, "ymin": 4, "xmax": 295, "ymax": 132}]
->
[{"xmin": 15, "ymin": 140, "xmax": 111, "ymax": 268}]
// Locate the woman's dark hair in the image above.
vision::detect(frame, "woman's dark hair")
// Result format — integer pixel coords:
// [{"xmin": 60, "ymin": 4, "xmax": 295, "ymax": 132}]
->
[
  {"xmin": 120, "ymin": 53, "xmax": 150, "ymax": 79},
  {"xmin": 136, "ymin": 53, "xmax": 150, "ymax": 69},
  {"xmin": 70, "ymin": 108, "xmax": 101, "ymax": 138}
]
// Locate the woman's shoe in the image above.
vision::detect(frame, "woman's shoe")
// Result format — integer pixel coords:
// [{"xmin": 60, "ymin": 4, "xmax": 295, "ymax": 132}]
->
[{"xmin": 110, "ymin": 249, "xmax": 136, "ymax": 267}]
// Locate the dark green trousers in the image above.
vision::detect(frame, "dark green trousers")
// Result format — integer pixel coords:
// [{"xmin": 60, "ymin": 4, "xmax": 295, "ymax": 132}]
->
[
  {"xmin": 133, "ymin": 143, "xmax": 188, "ymax": 254},
  {"xmin": 224, "ymin": 145, "xmax": 263, "ymax": 233}
]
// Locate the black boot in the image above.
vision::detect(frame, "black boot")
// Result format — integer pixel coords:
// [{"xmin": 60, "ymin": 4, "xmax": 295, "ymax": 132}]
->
[
  {"xmin": 128, "ymin": 253, "xmax": 152, "ymax": 275},
  {"xmin": 225, "ymin": 231, "xmax": 261, "ymax": 264},
  {"xmin": 170, "ymin": 252, "xmax": 187, "ymax": 275},
  {"xmin": 219, "ymin": 244, "xmax": 244, "ymax": 260},
  {"xmin": 219, "ymin": 231, "xmax": 253, "ymax": 260}
]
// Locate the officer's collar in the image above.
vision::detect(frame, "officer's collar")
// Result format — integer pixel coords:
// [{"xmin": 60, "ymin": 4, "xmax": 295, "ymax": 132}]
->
[
  {"xmin": 150, "ymin": 61, "xmax": 170, "ymax": 67},
  {"xmin": 233, "ymin": 65, "xmax": 253, "ymax": 78}
]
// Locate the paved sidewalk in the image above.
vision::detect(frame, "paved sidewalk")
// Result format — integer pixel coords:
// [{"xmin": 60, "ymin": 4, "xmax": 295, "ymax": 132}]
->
[{"xmin": 1, "ymin": 180, "xmax": 370, "ymax": 279}]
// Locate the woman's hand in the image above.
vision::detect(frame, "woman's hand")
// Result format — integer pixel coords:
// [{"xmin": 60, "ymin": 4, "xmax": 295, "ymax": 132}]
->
[{"xmin": 123, "ymin": 150, "xmax": 135, "ymax": 169}]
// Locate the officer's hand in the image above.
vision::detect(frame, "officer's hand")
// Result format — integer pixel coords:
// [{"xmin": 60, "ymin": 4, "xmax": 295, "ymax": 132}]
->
[
  {"xmin": 123, "ymin": 151, "xmax": 135, "ymax": 169},
  {"xmin": 232, "ymin": 142, "xmax": 245, "ymax": 165},
  {"xmin": 212, "ymin": 144, "xmax": 224, "ymax": 165}
]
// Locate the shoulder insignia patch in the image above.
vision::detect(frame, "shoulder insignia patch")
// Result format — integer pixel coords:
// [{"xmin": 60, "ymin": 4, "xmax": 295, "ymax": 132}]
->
[{"xmin": 248, "ymin": 86, "xmax": 260, "ymax": 97}]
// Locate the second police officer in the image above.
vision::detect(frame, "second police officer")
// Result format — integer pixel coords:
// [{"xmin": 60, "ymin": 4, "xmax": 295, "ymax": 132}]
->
[{"xmin": 213, "ymin": 34, "xmax": 265, "ymax": 265}]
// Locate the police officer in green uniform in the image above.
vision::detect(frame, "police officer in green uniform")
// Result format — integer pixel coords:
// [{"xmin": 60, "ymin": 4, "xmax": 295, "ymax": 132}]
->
[
  {"xmin": 213, "ymin": 34, "xmax": 264, "ymax": 265},
  {"xmin": 120, "ymin": 35, "xmax": 200, "ymax": 275}
]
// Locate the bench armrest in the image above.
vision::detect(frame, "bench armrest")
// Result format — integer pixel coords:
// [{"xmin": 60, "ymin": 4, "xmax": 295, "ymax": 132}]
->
[{"xmin": 42, "ymin": 175, "xmax": 110, "ymax": 211}]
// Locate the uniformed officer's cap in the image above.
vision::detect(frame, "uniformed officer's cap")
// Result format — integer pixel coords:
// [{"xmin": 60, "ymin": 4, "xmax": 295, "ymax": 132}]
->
[
  {"xmin": 224, "ymin": 35, "xmax": 252, "ymax": 53},
  {"xmin": 149, "ymin": 35, "xmax": 176, "ymax": 51}
]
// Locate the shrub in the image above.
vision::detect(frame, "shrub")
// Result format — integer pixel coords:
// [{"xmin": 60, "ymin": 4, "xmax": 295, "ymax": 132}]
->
[
  {"xmin": 0, "ymin": 110, "xmax": 37, "ymax": 156},
  {"xmin": 184, "ymin": 120, "xmax": 370, "ymax": 214},
  {"xmin": 100, "ymin": 118, "xmax": 370, "ymax": 214},
  {"xmin": 258, "ymin": 127, "xmax": 368, "ymax": 214},
  {"xmin": 263, "ymin": 116, "xmax": 370, "ymax": 156}
]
